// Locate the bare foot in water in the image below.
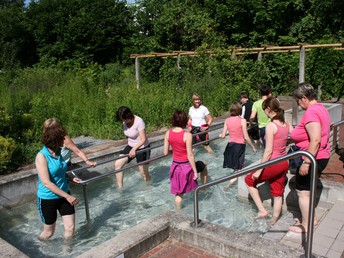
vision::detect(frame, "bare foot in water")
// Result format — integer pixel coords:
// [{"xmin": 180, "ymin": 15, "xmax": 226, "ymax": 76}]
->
[
  {"xmin": 223, "ymin": 178, "xmax": 237, "ymax": 189},
  {"xmin": 255, "ymin": 211, "xmax": 269, "ymax": 219},
  {"xmin": 270, "ymin": 216, "xmax": 280, "ymax": 225},
  {"xmin": 289, "ymin": 225, "xmax": 307, "ymax": 233}
]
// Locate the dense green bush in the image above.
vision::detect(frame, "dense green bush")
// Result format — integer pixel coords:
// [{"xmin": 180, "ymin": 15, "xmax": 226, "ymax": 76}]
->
[{"xmin": 0, "ymin": 135, "xmax": 18, "ymax": 174}]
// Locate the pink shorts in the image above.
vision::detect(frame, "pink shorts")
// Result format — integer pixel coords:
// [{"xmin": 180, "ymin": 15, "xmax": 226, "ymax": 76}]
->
[{"xmin": 244, "ymin": 161, "xmax": 288, "ymax": 197}]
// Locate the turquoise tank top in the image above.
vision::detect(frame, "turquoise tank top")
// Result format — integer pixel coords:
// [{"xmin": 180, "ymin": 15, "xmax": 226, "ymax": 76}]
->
[{"xmin": 36, "ymin": 146, "xmax": 69, "ymax": 200}]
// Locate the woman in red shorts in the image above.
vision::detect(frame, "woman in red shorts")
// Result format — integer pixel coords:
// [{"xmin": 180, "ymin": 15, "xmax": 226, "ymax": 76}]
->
[{"xmin": 245, "ymin": 97, "xmax": 293, "ymax": 224}]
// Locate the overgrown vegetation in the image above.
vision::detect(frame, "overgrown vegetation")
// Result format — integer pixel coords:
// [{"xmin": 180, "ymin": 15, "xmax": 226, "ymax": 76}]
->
[{"xmin": 0, "ymin": 0, "xmax": 343, "ymax": 173}]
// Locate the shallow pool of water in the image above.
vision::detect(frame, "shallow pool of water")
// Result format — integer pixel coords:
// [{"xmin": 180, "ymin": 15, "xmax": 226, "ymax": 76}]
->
[{"xmin": 0, "ymin": 138, "xmax": 270, "ymax": 257}]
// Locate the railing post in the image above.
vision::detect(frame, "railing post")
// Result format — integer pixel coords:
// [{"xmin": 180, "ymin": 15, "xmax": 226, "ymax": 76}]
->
[
  {"xmin": 135, "ymin": 57, "xmax": 141, "ymax": 89},
  {"xmin": 305, "ymin": 153, "xmax": 318, "ymax": 258},
  {"xmin": 82, "ymin": 184, "xmax": 90, "ymax": 224},
  {"xmin": 332, "ymin": 125, "xmax": 338, "ymax": 150}
]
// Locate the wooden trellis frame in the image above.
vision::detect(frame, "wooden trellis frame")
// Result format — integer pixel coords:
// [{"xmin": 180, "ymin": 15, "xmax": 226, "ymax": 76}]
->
[{"xmin": 130, "ymin": 43, "xmax": 344, "ymax": 124}]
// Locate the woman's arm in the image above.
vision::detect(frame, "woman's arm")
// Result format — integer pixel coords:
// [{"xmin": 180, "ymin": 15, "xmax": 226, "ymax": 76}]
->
[
  {"xmin": 185, "ymin": 132, "xmax": 198, "ymax": 180},
  {"xmin": 163, "ymin": 131, "xmax": 170, "ymax": 156},
  {"xmin": 129, "ymin": 129, "xmax": 147, "ymax": 158},
  {"xmin": 205, "ymin": 114, "xmax": 213, "ymax": 126},
  {"xmin": 299, "ymin": 121, "xmax": 321, "ymax": 175},
  {"xmin": 36, "ymin": 153, "xmax": 78, "ymax": 205},
  {"xmin": 64, "ymin": 136, "xmax": 96, "ymax": 167},
  {"xmin": 242, "ymin": 119, "xmax": 257, "ymax": 154},
  {"xmin": 219, "ymin": 121, "xmax": 228, "ymax": 138},
  {"xmin": 252, "ymin": 122, "xmax": 274, "ymax": 179}
]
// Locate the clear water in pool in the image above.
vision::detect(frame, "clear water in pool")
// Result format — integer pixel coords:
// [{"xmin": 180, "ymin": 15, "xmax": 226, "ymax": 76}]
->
[{"xmin": 0, "ymin": 138, "xmax": 270, "ymax": 257}]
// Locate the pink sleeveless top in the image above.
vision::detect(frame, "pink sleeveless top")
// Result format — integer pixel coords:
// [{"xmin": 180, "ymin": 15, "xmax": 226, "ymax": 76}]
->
[
  {"xmin": 226, "ymin": 116, "xmax": 245, "ymax": 144},
  {"xmin": 168, "ymin": 130, "xmax": 188, "ymax": 162},
  {"xmin": 270, "ymin": 121, "xmax": 289, "ymax": 159}
]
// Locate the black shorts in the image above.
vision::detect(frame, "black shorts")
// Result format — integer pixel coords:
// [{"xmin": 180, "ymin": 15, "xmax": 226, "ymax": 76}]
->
[
  {"xmin": 37, "ymin": 197, "xmax": 75, "ymax": 225},
  {"xmin": 120, "ymin": 144, "xmax": 151, "ymax": 164},
  {"xmin": 295, "ymin": 158, "xmax": 329, "ymax": 191},
  {"xmin": 191, "ymin": 126, "xmax": 209, "ymax": 146}
]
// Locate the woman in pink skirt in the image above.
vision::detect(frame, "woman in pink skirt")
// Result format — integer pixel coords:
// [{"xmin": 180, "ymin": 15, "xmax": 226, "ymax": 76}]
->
[{"xmin": 164, "ymin": 111, "xmax": 198, "ymax": 209}]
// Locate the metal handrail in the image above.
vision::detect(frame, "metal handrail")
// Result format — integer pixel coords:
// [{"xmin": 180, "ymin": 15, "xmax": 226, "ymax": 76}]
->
[
  {"xmin": 69, "ymin": 125, "xmax": 223, "ymax": 223},
  {"xmin": 331, "ymin": 119, "xmax": 344, "ymax": 151},
  {"xmin": 67, "ymin": 123, "xmax": 223, "ymax": 178},
  {"xmin": 191, "ymin": 150, "xmax": 318, "ymax": 258}
]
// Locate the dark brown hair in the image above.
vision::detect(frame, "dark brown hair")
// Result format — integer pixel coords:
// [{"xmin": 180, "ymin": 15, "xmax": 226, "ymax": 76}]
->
[
  {"xmin": 171, "ymin": 110, "xmax": 188, "ymax": 128},
  {"xmin": 42, "ymin": 118, "xmax": 67, "ymax": 152},
  {"xmin": 116, "ymin": 106, "xmax": 134, "ymax": 121},
  {"xmin": 262, "ymin": 97, "xmax": 285, "ymax": 123}
]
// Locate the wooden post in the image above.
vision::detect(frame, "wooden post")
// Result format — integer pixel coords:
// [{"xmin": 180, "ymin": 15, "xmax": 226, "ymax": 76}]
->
[
  {"xmin": 257, "ymin": 51, "xmax": 262, "ymax": 61},
  {"xmin": 299, "ymin": 46, "xmax": 305, "ymax": 83},
  {"xmin": 292, "ymin": 45, "xmax": 306, "ymax": 125},
  {"xmin": 135, "ymin": 57, "xmax": 141, "ymax": 89},
  {"xmin": 231, "ymin": 49, "xmax": 236, "ymax": 59},
  {"xmin": 177, "ymin": 54, "xmax": 181, "ymax": 69}
]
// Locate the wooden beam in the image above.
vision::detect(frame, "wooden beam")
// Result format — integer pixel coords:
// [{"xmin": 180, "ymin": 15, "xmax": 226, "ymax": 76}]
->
[{"xmin": 129, "ymin": 43, "xmax": 343, "ymax": 59}]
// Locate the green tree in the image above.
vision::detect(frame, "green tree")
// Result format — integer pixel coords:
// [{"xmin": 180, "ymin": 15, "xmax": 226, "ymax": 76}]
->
[
  {"xmin": 0, "ymin": 1, "xmax": 37, "ymax": 68},
  {"xmin": 26, "ymin": 0, "xmax": 132, "ymax": 66}
]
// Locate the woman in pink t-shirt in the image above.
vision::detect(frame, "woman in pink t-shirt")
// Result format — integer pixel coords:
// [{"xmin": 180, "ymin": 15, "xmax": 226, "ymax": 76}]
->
[
  {"xmin": 220, "ymin": 103, "xmax": 256, "ymax": 185},
  {"xmin": 164, "ymin": 111, "xmax": 198, "ymax": 209},
  {"xmin": 245, "ymin": 97, "xmax": 293, "ymax": 224},
  {"xmin": 114, "ymin": 106, "xmax": 151, "ymax": 188},
  {"xmin": 289, "ymin": 83, "xmax": 331, "ymax": 233}
]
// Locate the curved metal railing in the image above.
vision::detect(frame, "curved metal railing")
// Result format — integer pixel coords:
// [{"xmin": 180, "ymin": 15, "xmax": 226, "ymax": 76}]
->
[
  {"xmin": 191, "ymin": 150, "xmax": 317, "ymax": 258},
  {"xmin": 67, "ymin": 124, "xmax": 223, "ymax": 223},
  {"xmin": 331, "ymin": 119, "xmax": 344, "ymax": 151}
]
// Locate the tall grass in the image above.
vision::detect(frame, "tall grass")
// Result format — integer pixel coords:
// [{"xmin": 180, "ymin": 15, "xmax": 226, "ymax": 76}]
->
[{"xmin": 1, "ymin": 49, "xmax": 342, "ymax": 172}]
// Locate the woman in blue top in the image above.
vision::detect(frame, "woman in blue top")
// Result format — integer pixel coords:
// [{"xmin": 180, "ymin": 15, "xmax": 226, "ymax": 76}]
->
[{"xmin": 36, "ymin": 118, "xmax": 80, "ymax": 240}]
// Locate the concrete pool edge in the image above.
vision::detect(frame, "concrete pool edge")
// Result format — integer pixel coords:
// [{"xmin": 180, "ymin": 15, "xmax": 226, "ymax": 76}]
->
[
  {"xmin": 77, "ymin": 211, "xmax": 304, "ymax": 258},
  {"xmin": 0, "ymin": 237, "xmax": 29, "ymax": 258}
]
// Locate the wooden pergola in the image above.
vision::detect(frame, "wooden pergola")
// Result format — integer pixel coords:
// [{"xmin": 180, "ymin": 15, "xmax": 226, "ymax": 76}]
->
[{"xmin": 130, "ymin": 43, "xmax": 344, "ymax": 124}]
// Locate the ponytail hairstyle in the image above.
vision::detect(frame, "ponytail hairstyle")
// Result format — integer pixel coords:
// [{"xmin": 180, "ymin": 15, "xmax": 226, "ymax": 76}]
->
[{"xmin": 262, "ymin": 97, "xmax": 285, "ymax": 123}]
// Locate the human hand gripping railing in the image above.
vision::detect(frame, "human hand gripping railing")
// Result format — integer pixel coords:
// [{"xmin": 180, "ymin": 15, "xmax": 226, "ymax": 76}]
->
[
  {"xmin": 66, "ymin": 143, "xmax": 164, "ymax": 184},
  {"xmin": 191, "ymin": 150, "xmax": 318, "ymax": 258},
  {"xmin": 66, "ymin": 123, "xmax": 223, "ymax": 184},
  {"xmin": 65, "ymin": 124, "xmax": 223, "ymax": 223}
]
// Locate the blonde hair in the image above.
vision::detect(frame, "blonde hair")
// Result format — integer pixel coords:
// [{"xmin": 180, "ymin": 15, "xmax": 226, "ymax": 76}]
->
[
  {"xmin": 43, "ymin": 117, "xmax": 59, "ymax": 128},
  {"xmin": 192, "ymin": 93, "xmax": 201, "ymax": 102}
]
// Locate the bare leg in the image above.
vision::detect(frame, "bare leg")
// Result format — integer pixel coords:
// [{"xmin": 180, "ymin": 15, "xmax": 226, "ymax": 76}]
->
[
  {"xmin": 204, "ymin": 145, "xmax": 215, "ymax": 154},
  {"xmin": 61, "ymin": 214, "xmax": 75, "ymax": 240},
  {"xmin": 138, "ymin": 164, "xmax": 151, "ymax": 181},
  {"xmin": 270, "ymin": 196, "xmax": 282, "ymax": 225},
  {"xmin": 175, "ymin": 194, "xmax": 183, "ymax": 209},
  {"xmin": 200, "ymin": 168, "xmax": 208, "ymax": 184},
  {"xmin": 246, "ymin": 185, "xmax": 269, "ymax": 218},
  {"xmin": 115, "ymin": 156, "xmax": 129, "ymax": 188},
  {"xmin": 289, "ymin": 190, "xmax": 311, "ymax": 233},
  {"xmin": 39, "ymin": 223, "xmax": 56, "ymax": 240},
  {"xmin": 224, "ymin": 169, "xmax": 238, "ymax": 188}
]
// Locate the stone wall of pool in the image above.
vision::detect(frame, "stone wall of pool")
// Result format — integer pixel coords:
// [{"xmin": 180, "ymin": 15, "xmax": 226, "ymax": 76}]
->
[
  {"xmin": 77, "ymin": 211, "xmax": 304, "ymax": 258},
  {"xmin": 0, "ymin": 100, "xmax": 342, "ymax": 257}
]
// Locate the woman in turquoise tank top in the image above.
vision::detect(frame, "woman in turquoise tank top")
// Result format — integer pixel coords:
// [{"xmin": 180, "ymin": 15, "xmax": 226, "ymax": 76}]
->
[{"xmin": 36, "ymin": 118, "xmax": 80, "ymax": 240}]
